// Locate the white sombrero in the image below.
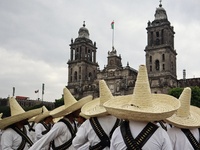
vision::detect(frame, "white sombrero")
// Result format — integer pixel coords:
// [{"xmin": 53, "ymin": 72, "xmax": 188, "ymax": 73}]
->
[
  {"xmin": 165, "ymin": 87, "xmax": 200, "ymax": 128},
  {"xmin": 103, "ymin": 65, "xmax": 180, "ymax": 121},
  {"xmin": 0, "ymin": 97, "xmax": 42, "ymax": 130},
  {"xmin": 81, "ymin": 80, "xmax": 114, "ymax": 117},
  {"xmin": 79, "ymin": 112, "xmax": 90, "ymax": 119},
  {"xmin": 34, "ymin": 106, "xmax": 52, "ymax": 123},
  {"xmin": 0, "ymin": 113, "xmax": 3, "ymax": 120},
  {"xmin": 50, "ymin": 87, "xmax": 93, "ymax": 118}
]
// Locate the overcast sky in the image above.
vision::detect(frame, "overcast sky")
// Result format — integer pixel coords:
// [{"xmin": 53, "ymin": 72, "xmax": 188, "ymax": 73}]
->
[{"xmin": 0, "ymin": 0, "xmax": 200, "ymax": 102}]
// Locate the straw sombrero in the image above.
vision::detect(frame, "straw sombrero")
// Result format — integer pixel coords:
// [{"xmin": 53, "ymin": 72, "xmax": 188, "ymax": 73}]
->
[
  {"xmin": 165, "ymin": 87, "xmax": 200, "ymax": 128},
  {"xmin": 0, "ymin": 97, "xmax": 42, "ymax": 129},
  {"xmin": 103, "ymin": 65, "xmax": 180, "ymax": 121},
  {"xmin": 34, "ymin": 106, "xmax": 52, "ymax": 123},
  {"xmin": 81, "ymin": 80, "xmax": 114, "ymax": 117},
  {"xmin": 50, "ymin": 87, "xmax": 93, "ymax": 118},
  {"xmin": 0, "ymin": 113, "xmax": 3, "ymax": 120},
  {"xmin": 79, "ymin": 112, "xmax": 90, "ymax": 119},
  {"xmin": 53, "ymin": 116, "xmax": 63, "ymax": 123}
]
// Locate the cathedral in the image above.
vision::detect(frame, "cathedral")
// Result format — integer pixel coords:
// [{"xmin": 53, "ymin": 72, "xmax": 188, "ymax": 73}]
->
[{"xmin": 66, "ymin": 3, "xmax": 200, "ymax": 99}]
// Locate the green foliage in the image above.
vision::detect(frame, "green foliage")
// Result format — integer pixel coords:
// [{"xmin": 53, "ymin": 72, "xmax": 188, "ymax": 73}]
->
[
  {"xmin": 54, "ymin": 96, "xmax": 64, "ymax": 108},
  {"xmin": 168, "ymin": 87, "xmax": 183, "ymax": 99},
  {"xmin": 168, "ymin": 86, "xmax": 200, "ymax": 107},
  {"xmin": 0, "ymin": 106, "xmax": 10, "ymax": 118},
  {"xmin": 190, "ymin": 86, "xmax": 200, "ymax": 107}
]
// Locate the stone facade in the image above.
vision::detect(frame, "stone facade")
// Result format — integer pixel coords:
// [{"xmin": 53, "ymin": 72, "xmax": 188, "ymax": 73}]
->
[
  {"xmin": 66, "ymin": 4, "xmax": 200, "ymax": 99},
  {"xmin": 145, "ymin": 4, "xmax": 177, "ymax": 94},
  {"xmin": 66, "ymin": 22, "xmax": 137, "ymax": 99}
]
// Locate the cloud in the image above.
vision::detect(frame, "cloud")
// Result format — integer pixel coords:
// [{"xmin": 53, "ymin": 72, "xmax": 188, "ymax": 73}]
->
[{"xmin": 0, "ymin": 0, "xmax": 200, "ymax": 101}]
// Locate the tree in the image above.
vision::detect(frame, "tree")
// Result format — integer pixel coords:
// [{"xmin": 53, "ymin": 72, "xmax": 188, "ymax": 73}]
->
[{"xmin": 54, "ymin": 95, "xmax": 64, "ymax": 108}]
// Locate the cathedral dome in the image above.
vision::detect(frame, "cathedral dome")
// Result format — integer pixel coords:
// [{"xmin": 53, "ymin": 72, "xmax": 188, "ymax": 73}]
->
[
  {"xmin": 154, "ymin": 4, "xmax": 168, "ymax": 21},
  {"xmin": 78, "ymin": 21, "xmax": 90, "ymax": 39}
]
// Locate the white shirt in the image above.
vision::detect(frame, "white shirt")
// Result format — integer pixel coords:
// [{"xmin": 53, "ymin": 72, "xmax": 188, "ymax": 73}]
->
[
  {"xmin": 29, "ymin": 118, "xmax": 75, "ymax": 150},
  {"xmin": 26, "ymin": 122, "xmax": 37, "ymax": 142},
  {"xmin": 0, "ymin": 129, "xmax": 2, "ymax": 150},
  {"xmin": 34, "ymin": 122, "xmax": 51, "ymax": 150},
  {"xmin": 72, "ymin": 115, "xmax": 118, "ymax": 150},
  {"xmin": 1, "ymin": 127, "xmax": 32, "ymax": 150},
  {"xmin": 167, "ymin": 127, "xmax": 199, "ymax": 150},
  {"xmin": 110, "ymin": 120, "xmax": 173, "ymax": 150}
]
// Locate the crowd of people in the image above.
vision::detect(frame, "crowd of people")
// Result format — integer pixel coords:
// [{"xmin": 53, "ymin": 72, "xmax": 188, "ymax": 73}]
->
[{"xmin": 0, "ymin": 64, "xmax": 200, "ymax": 150}]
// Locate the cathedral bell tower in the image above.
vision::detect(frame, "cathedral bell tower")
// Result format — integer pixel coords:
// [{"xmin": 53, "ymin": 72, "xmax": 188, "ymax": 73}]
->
[
  {"xmin": 67, "ymin": 22, "xmax": 99, "ymax": 99},
  {"xmin": 144, "ymin": 3, "xmax": 177, "ymax": 94}
]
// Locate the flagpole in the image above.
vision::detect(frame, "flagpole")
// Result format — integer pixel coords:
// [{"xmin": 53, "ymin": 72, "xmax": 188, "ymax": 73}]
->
[{"xmin": 42, "ymin": 83, "xmax": 44, "ymax": 104}]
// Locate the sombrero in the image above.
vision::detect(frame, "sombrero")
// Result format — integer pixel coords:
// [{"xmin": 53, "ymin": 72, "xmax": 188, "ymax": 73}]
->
[
  {"xmin": 0, "ymin": 97, "xmax": 42, "ymax": 129},
  {"xmin": 34, "ymin": 106, "xmax": 52, "ymax": 123},
  {"xmin": 79, "ymin": 112, "xmax": 90, "ymax": 119},
  {"xmin": 103, "ymin": 65, "xmax": 180, "ymax": 121},
  {"xmin": 0, "ymin": 113, "xmax": 2, "ymax": 120},
  {"xmin": 165, "ymin": 87, "xmax": 200, "ymax": 128},
  {"xmin": 81, "ymin": 80, "xmax": 114, "ymax": 117},
  {"xmin": 50, "ymin": 87, "xmax": 93, "ymax": 118}
]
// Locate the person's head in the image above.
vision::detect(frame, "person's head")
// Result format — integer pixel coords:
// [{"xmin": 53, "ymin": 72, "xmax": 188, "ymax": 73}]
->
[
  {"xmin": 0, "ymin": 97, "xmax": 42, "ymax": 130},
  {"xmin": 103, "ymin": 65, "xmax": 180, "ymax": 122},
  {"xmin": 64, "ymin": 109, "xmax": 81, "ymax": 122},
  {"xmin": 43, "ymin": 116, "xmax": 53, "ymax": 124},
  {"xmin": 77, "ymin": 116, "xmax": 86, "ymax": 125},
  {"xmin": 81, "ymin": 80, "xmax": 113, "ymax": 117},
  {"xmin": 165, "ymin": 87, "xmax": 200, "ymax": 128},
  {"xmin": 15, "ymin": 119, "xmax": 29, "ymax": 129},
  {"xmin": 50, "ymin": 87, "xmax": 92, "ymax": 120}
]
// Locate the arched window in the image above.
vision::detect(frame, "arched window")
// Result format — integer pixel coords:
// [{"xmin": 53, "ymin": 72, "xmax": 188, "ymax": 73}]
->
[
  {"xmin": 70, "ymin": 68, "xmax": 73, "ymax": 82},
  {"xmin": 162, "ymin": 54, "xmax": 165, "ymax": 61},
  {"xmin": 162, "ymin": 64, "xmax": 165, "ymax": 70},
  {"xmin": 155, "ymin": 60, "xmax": 160, "ymax": 71},
  {"xmin": 150, "ymin": 65, "xmax": 152, "ymax": 72},
  {"xmin": 88, "ymin": 72, "xmax": 92, "ymax": 81},
  {"xmin": 74, "ymin": 71, "xmax": 77, "ymax": 81},
  {"xmin": 171, "ymin": 62, "xmax": 174, "ymax": 70},
  {"xmin": 150, "ymin": 56, "xmax": 152, "ymax": 63}
]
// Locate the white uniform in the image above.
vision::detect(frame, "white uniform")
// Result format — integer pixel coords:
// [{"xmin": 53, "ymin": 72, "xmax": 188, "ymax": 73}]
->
[
  {"xmin": 110, "ymin": 120, "xmax": 173, "ymax": 150},
  {"xmin": 167, "ymin": 127, "xmax": 199, "ymax": 150},
  {"xmin": 0, "ymin": 129, "xmax": 2, "ymax": 150},
  {"xmin": 26, "ymin": 122, "xmax": 37, "ymax": 142},
  {"xmin": 34, "ymin": 122, "xmax": 51, "ymax": 150},
  {"xmin": 1, "ymin": 128, "xmax": 32, "ymax": 150},
  {"xmin": 29, "ymin": 118, "xmax": 76, "ymax": 150},
  {"xmin": 72, "ymin": 115, "xmax": 118, "ymax": 150}
]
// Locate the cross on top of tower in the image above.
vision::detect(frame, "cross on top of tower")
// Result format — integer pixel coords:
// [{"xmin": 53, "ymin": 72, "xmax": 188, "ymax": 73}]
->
[
  {"xmin": 83, "ymin": 21, "xmax": 85, "ymax": 27},
  {"xmin": 159, "ymin": 0, "xmax": 162, "ymax": 7}
]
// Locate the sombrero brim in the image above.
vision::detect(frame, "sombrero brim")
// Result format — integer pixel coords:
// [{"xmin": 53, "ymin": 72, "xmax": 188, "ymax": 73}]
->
[
  {"xmin": 0, "ymin": 113, "xmax": 2, "ymax": 120},
  {"xmin": 81, "ymin": 98, "xmax": 108, "ymax": 117},
  {"xmin": 165, "ymin": 106, "xmax": 200, "ymax": 128},
  {"xmin": 0, "ymin": 107, "xmax": 42, "ymax": 129},
  {"xmin": 34, "ymin": 111, "xmax": 51, "ymax": 123},
  {"xmin": 50, "ymin": 95, "xmax": 92, "ymax": 118},
  {"xmin": 104, "ymin": 94, "xmax": 180, "ymax": 121}
]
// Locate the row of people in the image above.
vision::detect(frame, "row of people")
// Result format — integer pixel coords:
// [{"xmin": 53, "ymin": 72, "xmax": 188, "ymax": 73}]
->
[{"xmin": 0, "ymin": 64, "xmax": 200, "ymax": 149}]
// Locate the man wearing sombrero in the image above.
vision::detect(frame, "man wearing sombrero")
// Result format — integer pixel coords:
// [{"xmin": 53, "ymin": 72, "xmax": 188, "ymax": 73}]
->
[
  {"xmin": 29, "ymin": 87, "xmax": 92, "ymax": 150},
  {"xmin": 165, "ymin": 87, "xmax": 200, "ymax": 150},
  {"xmin": 72, "ymin": 80, "xmax": 120, "ymax": 150},
  {"xmin": 103, "ymin": 65, "xmax": 180, "ymax": 150},
  {"xmin": 0, "ymin": 113, "xmax": 3, "ymax": 150},
  {"xmin": 0, "ymin": 97, "xmax": 42, "ymax": 150},
  {"xmin": 33, "ymin": 106, "xmax": 54, "ymax": 150}
]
